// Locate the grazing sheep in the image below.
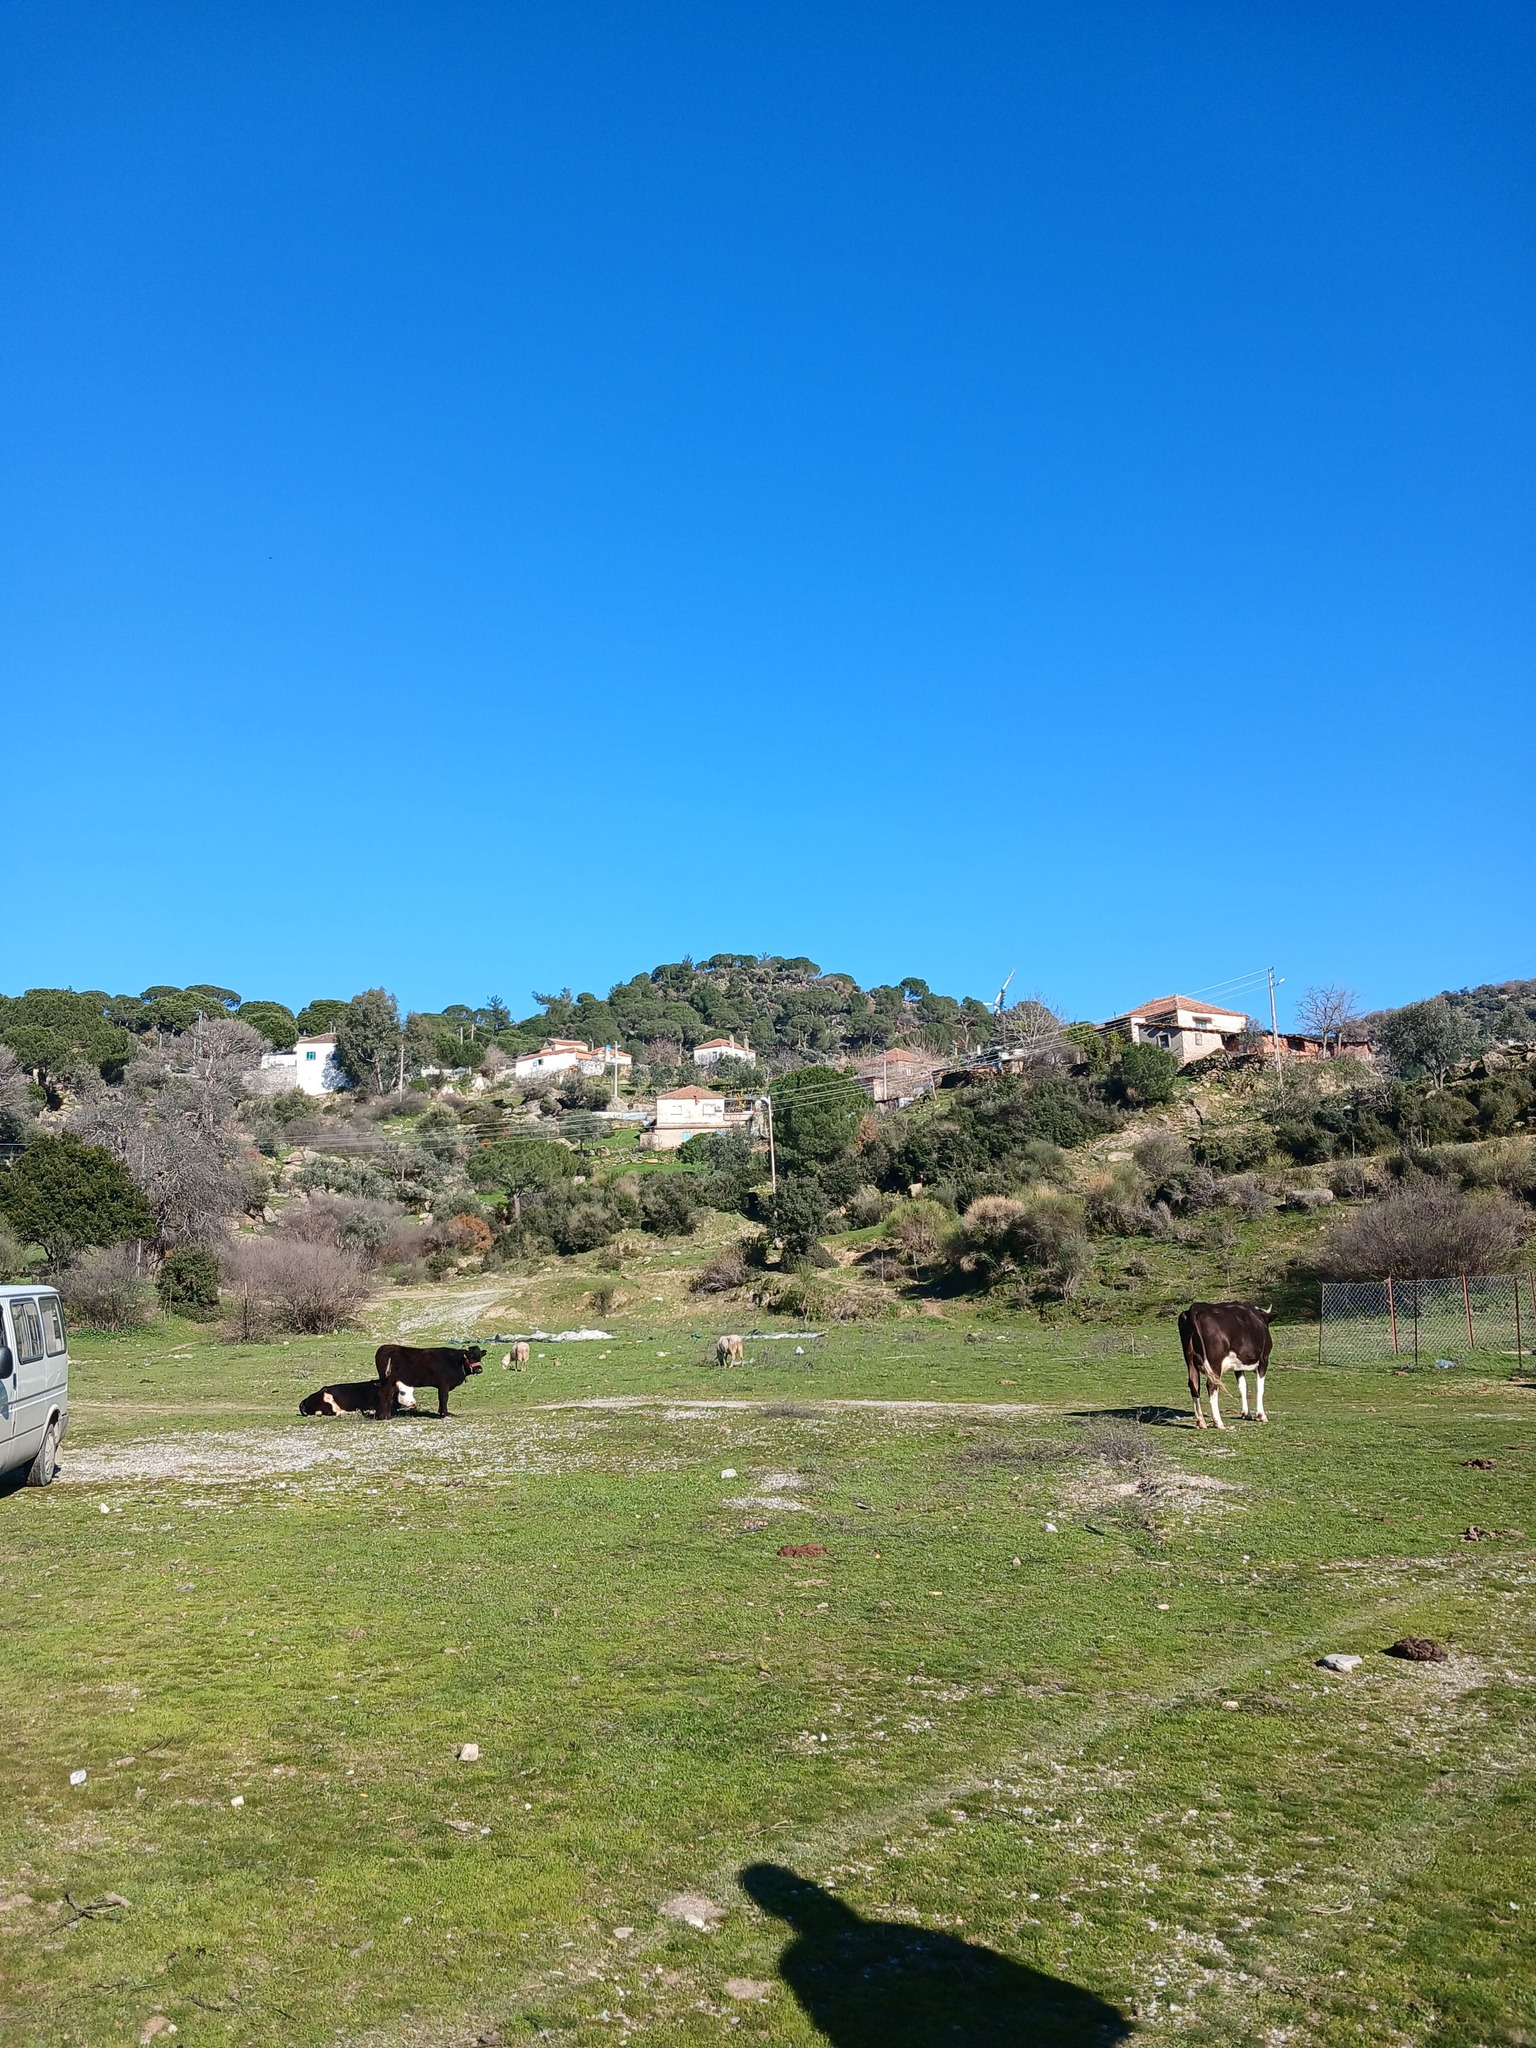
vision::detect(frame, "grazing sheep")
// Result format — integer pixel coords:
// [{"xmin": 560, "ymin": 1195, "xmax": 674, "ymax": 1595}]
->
[{"xmin": 716, "ymin": 1334, "xmax": 745, "ymax": 1366}]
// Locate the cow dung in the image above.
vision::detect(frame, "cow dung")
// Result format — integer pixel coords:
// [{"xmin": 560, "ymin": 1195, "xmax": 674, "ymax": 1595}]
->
[
  {"xmin": 779, "ymin": 1543, "xmax": 828, "ymax": 1559},
  {"xmin": 1387, "ymin": 1636, "xmax": 1449, "ymax": 1662},
  {"xmin": 1464, "ymin": 1457, "xmax": 1496, "ymax": 1469}
]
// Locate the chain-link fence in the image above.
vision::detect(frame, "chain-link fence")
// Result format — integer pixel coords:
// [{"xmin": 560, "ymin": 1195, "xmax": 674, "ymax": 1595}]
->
[{"xmin": 1320, "ymin": 1274, "xmax": 1535, "ymax": 1365}]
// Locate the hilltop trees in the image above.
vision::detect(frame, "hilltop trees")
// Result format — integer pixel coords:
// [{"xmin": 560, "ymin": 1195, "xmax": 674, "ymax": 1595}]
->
[{"xmin": 1378, "ymin": 999, "xmax": 1475, "ymax": 1087}]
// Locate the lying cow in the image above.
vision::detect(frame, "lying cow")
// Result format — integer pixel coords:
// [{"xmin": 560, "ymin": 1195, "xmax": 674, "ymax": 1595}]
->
[
  {"xmin": 716, "ymin": 1334, "xmax": 744, "ymax": 1366},
  {"xmin": 300, "ymin": 1378, "xmax": 416, "ymax": 1418},
  {"xmin": 375, "ymin": 1342, "xmax": 485, "ymax": 1418},
  {"xmin": 1178, "ymin": 1302, "xmax": 1273, "ymax": 1429}
]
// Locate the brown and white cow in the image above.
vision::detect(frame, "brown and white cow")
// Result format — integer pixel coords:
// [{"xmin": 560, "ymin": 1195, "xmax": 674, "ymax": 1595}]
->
[
  {"xmin": 1178, "ymin": 1302, "xmax": 1273, "ymax": 1429},
  {"xmin": 716, "ymin": 1334, "xmax": 744, "ymax": 1366}
]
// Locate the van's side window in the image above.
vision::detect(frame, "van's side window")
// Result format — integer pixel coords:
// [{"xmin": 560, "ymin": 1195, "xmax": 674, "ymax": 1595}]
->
[
  {"xmin": 39, "ymin": 1295, "xmax": 67, "ymax": 1357},
  {"xmin": 8, "ymin": 1300, "xmax": 44, "ymax": 1365}
]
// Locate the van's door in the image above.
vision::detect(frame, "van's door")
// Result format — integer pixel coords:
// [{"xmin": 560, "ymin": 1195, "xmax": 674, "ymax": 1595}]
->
[
  {"xmin": 5, "ymin": 1297, "xmax": 49, "ymax": 1469},
  {"xmin": 37, "ymin": 1294, "xmax": 68, "ymax": 1441},
  {"xmin": 0, "ymin": 1301, "xmax": 14, "ymax": 1462}
]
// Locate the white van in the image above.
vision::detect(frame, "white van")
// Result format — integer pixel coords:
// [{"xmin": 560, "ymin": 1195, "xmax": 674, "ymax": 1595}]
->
[{"xmin": 0, "ymin": 1285, "xmax": 69, "ymax": 1488}]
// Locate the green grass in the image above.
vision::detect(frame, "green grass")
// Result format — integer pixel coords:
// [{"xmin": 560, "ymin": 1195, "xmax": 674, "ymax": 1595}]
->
[{"xmin": 2, "ymin": 1309, "xmax": 1533, "ymax": 2045}]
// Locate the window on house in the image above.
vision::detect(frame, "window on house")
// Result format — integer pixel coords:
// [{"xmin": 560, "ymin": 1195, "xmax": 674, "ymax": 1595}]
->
[{"xmin": 306, "ymin": 1050, "xmax": 317, "ymax": 1060}]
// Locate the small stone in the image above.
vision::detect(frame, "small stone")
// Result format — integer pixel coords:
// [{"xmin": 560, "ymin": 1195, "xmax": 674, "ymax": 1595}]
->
[
  {"xmin": 456, "ymin": 1743, "xmax": 481, "ymax": 1763},
  {"xmin": 1221, "ymin": 1700, "xmax": 1240, "ymax": 1710},
  {"xmin": 140, "ymin": 2021, "xmax": 177, "ymax": 2044},
  {"xmin": 230, "ymin": 1795, "xmax": 244, "ymax": 1809},
  {"xmin": 720, "ymin": 1469, "xmax": 737, "ymax": 1479},
  {"xmin": 1319, "ymin": 1653, "xmax": 1363, "ymax": 1672},
  {"xmin": 724, "ymin": 1979, "xmax": 773, "ymax": 2001},
  {"xmin": 659, "ymin": 1892, "xmax": 725, "ymax": 1930},
  {"xmin": 69, "ymin": 1769, "xmax": 87, "ymax": 1786},
  {"xmin": 1044, "ymin": 1522, "xmax": 1058, "ymax": 1533},
  {"xmin": 612, "ymin": 1926, "xmax": 633, "ymax": 1940}
]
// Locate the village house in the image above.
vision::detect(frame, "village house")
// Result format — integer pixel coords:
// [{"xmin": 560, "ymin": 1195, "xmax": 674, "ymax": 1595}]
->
[
  {"xmin": 1249, "ymin": 1029, "xmax": 1375, "ymax": 1063},
  {"xmin": 1098, "ymin": 996, "xmax": 1250, "ymax": 1066},
  {"xmin": 513, "ymin": 1038, "xmax": 634, "ymax": 1082},
  {"xmin": 856, "ymin": 1047, "xmax": 936, "ymax": 1106},
  {"xmin": 640, "ymin": 1085, "xmax": 753, "ymax": 1151},
  {"xmin": 692, "ymin": 1036, "xmax": 754, "ymax": 1067},
  {"xmin": 256, "ymin": 1032, "xmax": 345, "ymax": 1095}
]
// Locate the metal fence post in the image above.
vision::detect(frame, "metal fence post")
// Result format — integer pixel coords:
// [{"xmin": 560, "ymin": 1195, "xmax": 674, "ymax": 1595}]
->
[
  {"xmin": 1387, "ymin": 1276, "xmax": 1398, "ymax": 1356},
  {"xmin": 1462, "ymin": 1272, "xmax": 1475, "ymax": 1349},
  {"xmin": 1516, "ymin": 1275, "xmax": 1524, "ymax": 1365}
]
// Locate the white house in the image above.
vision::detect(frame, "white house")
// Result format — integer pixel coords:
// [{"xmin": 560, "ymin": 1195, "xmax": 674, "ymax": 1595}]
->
[
  {"xmin": 257, "ymin": 1032, "xmax": 346, "ymax": 1095},
  {"xmin": 640, "ymin": 1085, "xmax": 752, "ymax": 1152},
  {"xmin": 693, "ymin": 1037, "xmax": 754, "ymax": 1068},
  {"xmin": 1098, "ymin": 996, "xmax": 1250, "ymax": 1066},
  {"xmin": 514, "ymin": 1039, "xmax": 634, "ymax": 1082}
]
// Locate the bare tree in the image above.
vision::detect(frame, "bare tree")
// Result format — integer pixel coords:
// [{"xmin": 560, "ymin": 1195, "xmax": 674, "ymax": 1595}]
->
[
  {"xmin": 1297, "ymin": 985, "xmax": 1362, "ymax": 1055},
  {"xmin": 69, "ymin": 1024, "xmax": 266, "ymax": 1249}
]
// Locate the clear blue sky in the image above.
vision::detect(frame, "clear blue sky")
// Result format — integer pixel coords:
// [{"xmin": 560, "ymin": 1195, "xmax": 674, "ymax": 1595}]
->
[{"xmin": 3, "ymin": 2, "xmax": 1532, "ymax": 1025}]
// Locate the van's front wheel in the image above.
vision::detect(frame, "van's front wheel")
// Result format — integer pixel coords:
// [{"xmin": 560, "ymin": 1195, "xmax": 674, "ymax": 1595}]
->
[{"xmin": 25, "ymin": 1419, "xmax": 59, "ymax": 1488}]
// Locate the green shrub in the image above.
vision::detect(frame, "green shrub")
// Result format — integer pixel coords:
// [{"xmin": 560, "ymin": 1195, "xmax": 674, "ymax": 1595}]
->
[
  {"xmin": 639, "ymin": 1177, "xmax": 697, "ymax": 1237},
  {"xmin": 1108, "ymin": 1042, "xmax": 1179, "ymax": 1107},
  {"xmin": 156, "ymin": 1245, "xmax": 222, "ymax": 1319},
  {"xmin": 1194, "ymin": 1122, "xmax": 1270, "ymax": 1173}
]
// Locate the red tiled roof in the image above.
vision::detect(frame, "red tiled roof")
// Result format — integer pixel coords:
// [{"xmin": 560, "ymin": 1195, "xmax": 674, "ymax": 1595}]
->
[{"xmin": 1115, "ymin": 996, "xmax": 1248, "ymax": 1024}]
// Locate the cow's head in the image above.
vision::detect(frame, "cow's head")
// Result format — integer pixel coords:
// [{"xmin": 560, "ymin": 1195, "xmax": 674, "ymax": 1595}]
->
[{"xmin": 463, "ymin": 1345, "xmax": 486, "ymax": 1372}]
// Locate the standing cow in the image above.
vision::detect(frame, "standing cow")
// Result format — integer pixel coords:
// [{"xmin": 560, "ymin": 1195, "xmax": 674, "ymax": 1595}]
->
[
  {"xmin": 1178, "ymin": 1303, "xmax": 1273, "ymax": 1429},
  {"xmin": 716, "ymin": 1334, "xmax": 745, "ymax": 1366}
]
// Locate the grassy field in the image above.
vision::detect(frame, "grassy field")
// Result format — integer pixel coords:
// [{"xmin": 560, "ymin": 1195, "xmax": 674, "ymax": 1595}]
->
[{"xmin": 1, "ymin": 1296, "xmax": 1533, "ymax": 2047}]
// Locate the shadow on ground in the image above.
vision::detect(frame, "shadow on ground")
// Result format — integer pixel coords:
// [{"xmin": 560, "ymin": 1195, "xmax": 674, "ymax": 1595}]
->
[
  {"xmin": 740, "ymin": 1864, "xmax": 1132, "ymax": 2045},
  {"xmin": 1069, "ymin": 1404, "xmax": 1189, "ymax": 1428}
]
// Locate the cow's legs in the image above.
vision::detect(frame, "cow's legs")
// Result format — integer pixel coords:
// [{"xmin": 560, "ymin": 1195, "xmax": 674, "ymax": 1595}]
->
[
  {"xmin": 378, "ymin": 1375, "xmax": 395, "ymax": 1420},
  {"xmin": 1208, "ymin": 1380, "xmax": 1225, "ymax": 1430},
  {"xmin": 1235, "ymin": 1369, "xmax": 1250, "ymax": 1418},
  {"xmin": 1255, "ymin": 1369, "xmax": 1268, "ymax": 1422},
  {"xmin": 1189, "ymin": 1361, "xmax": 1208, "ymax": 1428},
  {"xmin": 436, "ymin": 1376, "xmax": 450, "ymax": 1418}
]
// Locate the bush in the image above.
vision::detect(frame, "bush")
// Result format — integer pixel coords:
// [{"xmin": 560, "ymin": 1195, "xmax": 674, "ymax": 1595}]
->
[
  {"xmin": 845, "ymin": 1186, "xmax": 892, "ymax": 1228},
  {"xmin": 884, "ymin": 1199, "xmax": 948, "ymax": 1270},
  {"xmin": 223, "ymin": 1237, "xmax": 369, "ymax": 1334},
  {"xmin": 439, "ymin": 1212, "xmax": 493, "ymax": 1254},
  {"xmin": 1084, "ymin": 1165, "xmax": 1157, "ymax": 1236},
  {"xmin": 692, "ymin": 1248, "xmax": 749, "ymax": 1293},
  {"xmin": 0, "ymin": 1219, "xmax": 26, "ymax": 1281},
  {"xmin": 1108, "ymin": 1042, "xmax": 1179, "ymax": 1107},
  {"xmin": 761, "ymin": 1177, "xmax": 830, "ymax": 1260},
  {"xmin": 156, "ymin": 1245, "xmax": 222, "ymax": 1319},
  {"xmin": 639, "ymin": 1176, "xmax": 698, "ymax": 1237},
  {"xmin": 951, "ymin": 1191, "xmax": 1087, "ymax": 1282},
  {"xmin": 1132, "ymin": 1136, "xmax": 1218, "ymax": 1213},
  {"xmin": 1321, "ymin": 1181, "xmax": 1529, "ymax": 1281},
  {"xmin": 58, "ymin": 1245, "xmax": 155, "ymax": 1329},
  {"xmin": 1194, "ymin": 1122, "xmax": 1271, "ymax": 1173}
]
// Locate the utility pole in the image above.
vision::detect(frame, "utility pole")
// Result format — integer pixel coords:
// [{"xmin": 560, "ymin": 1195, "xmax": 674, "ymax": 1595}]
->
[
  {"xmin": 760, "ymin": 1094, "xmax": 777, "ymax": 1193},
  {"xmin": 1267, "ymin": 967, "xmax": 1285, "ymax": 1097}
]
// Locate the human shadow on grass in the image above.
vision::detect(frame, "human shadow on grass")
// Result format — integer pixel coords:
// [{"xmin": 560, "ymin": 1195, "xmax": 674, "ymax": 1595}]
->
[{"xmin": 739, "ymin": 1864, "xmax": 1131, "ymax": 2046}]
